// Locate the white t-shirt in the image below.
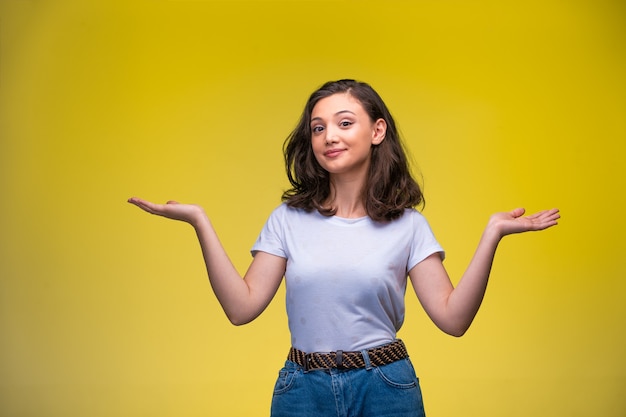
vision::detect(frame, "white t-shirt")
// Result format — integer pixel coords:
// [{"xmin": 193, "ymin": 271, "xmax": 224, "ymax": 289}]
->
[{"xmin": 251, "ymin": 203, "xmax": 444, "ymax": 353}]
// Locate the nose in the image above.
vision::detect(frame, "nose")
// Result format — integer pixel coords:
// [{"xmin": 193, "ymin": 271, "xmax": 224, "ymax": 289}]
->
[{"xmin": 325, "ymin": 127, "xmax": 338, "ymax": 145}]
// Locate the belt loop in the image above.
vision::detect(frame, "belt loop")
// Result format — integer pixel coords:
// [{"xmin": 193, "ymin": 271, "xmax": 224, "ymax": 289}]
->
[
  {"xmin": 360, "ymin": 349, "xmax": 373, "ymax": 370},
  {"xmin": 303, "ymin": 354, "xmax": 311, "ymax": 373},
  {"xmin": 335, "ymin": 350, "xmax": 343, "ymax": 368}
]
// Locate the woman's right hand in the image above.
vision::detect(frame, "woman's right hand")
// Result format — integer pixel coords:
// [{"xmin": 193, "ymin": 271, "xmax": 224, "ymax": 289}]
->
[{"xmin": 127, "ymin": 197, "xmax": 207, "ymax": 227}]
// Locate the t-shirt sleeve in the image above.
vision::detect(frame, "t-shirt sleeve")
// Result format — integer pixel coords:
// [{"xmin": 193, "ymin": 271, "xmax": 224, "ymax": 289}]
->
[
  {"xmin": 250, "ymin": 204, "xmax": 288, "ymax": 259},
  {"xmin": 407, "ymin": 211, "xmax": 445, "ymax": 271}
]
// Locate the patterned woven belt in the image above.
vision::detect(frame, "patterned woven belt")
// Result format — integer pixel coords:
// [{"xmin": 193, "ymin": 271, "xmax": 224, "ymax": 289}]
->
[{"xmin": 288, "ymin": 339, "xmax": 408, "ymax": 371}]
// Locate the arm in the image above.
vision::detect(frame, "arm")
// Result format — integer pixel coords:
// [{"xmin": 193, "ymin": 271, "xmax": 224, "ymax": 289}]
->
[
  {"xmin": 128, "ymin": 197, "xmax": 286, "ymax": 325},
  {"xmin": 409, "ymin": 208, "xmax": 560, "ymax": 337}
]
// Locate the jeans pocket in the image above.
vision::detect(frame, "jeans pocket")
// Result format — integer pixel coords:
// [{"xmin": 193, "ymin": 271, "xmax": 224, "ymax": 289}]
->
[
  {"xmin": 273, "ymin": 365, "xmax": 300, "ymax": 395},
  {"xmin": 374, "ymin": 359, "xmax": 419, "ymax": 389}
]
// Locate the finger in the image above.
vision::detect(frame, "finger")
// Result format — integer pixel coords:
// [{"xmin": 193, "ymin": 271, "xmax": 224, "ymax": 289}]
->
[
  {"xmin": 127, "ymin": 197, "xmax": 144, "ymax": 205},
  {"xmin": 547, "ymin": 208, "xmax": 560, "ymax": 220},
  {"xmin": 533, "ymin": 215, "xmax": 560, "ymax": 230},
  {"xmin": 128, "ymin": 197, "xmax": 151, "ymax": 211},
  {"xmin": 525, "ymin": 211, "xmax": 548, "ymax": 221},
  {"xmin": 540, "ymin": 210, "xmax": 560, "ymax": 223},
  {"xmin": 128, "ymin": 198, "xmax": 164, "ymax": 215},
  {"xmin": 136, "ymin": 202, "xmax": 159, "ymax": 215},
  {"xmin": 526, "ymin": 208, "xmax": 559, "ymax": 221},
  {"xmin": 510, "ymin": 207, "xmax": 526, "ymax": 218}
]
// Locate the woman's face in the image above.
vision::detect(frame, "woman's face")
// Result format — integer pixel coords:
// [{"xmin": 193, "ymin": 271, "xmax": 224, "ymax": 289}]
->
[{"xmin": 310, "ymin": 92, "xmax": 386, "ymax": 180}]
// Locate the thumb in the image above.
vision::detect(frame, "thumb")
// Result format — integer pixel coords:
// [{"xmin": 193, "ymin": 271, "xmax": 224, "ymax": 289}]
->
[
  {"xmin": 166, "ymin": 200, "xmax": 180, "ymax": 205},
  {"xmin": 510, "ymin": 207, "xmax": 526, "ymax": 218}
]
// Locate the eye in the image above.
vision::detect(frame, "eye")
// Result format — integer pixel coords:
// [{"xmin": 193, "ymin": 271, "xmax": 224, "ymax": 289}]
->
[
  {"xmin": 312, "ymin": 125, "xmax": 325, "ymax": 133},
  {"xmin": 339, "ymin": 120, "xmax": 353, "ymax": 128}
]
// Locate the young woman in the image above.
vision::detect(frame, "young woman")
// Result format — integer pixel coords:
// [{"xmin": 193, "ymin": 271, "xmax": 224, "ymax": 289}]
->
[{"xmin": 128, "ymin": 79, "xmax": 559, "ymax": 416}]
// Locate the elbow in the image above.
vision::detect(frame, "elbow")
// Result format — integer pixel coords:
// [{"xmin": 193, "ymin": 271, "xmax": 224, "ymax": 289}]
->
[
  {"xmin": 439, "ymin": 321, "xmax": 471, "ymax": 337},
  {"xmin": 446, "ymin": 327, "xmax": 468, "ymax": 338},
  {"xmin": 229, "ymin": 318, "xmax": 247, "ymax": 326},
  {"xmin": 227, "ymin": 314, "xmax": 252, "ymax": 326},
  {"xmin": 226, "ymin": 310, "xmax": 259, "ymax": 326}
]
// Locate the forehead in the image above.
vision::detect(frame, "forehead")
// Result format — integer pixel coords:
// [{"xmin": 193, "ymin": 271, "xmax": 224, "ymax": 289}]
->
[{"xmin": 311, "ymin": 93, "xmax": 366, "ymax": 118}]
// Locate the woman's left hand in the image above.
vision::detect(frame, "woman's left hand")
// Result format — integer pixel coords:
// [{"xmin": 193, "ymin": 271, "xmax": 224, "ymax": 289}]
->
[{"xmin": 489, "ymin": 208, "xmax": 560, "ymax": 237}]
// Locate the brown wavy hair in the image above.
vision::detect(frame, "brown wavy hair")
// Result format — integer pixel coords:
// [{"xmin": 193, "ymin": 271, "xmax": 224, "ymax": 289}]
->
[{"xmin": 282, "ymin": 79, "xmax": 424, "ymax": 222}]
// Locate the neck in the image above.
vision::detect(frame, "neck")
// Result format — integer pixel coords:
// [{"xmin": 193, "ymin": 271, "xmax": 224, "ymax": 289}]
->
[{"xmin": 327, "ymin": 175, "xmax": 367, "ymax": 218}]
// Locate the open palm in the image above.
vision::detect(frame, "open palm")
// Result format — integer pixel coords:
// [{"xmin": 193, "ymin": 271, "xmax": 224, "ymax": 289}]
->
[
  {"xmin": 127, "ymin": 197, "xmax": 206, "ymax": 226},
  {"xmin": 489, "ymin": 208, "xmax": 560, "ymax": 237}
]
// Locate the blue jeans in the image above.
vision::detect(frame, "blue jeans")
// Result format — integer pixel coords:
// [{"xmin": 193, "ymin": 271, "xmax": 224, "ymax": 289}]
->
[{"xmin": 270, "ymin": 355, "xmax": 426, "ymax": 417}]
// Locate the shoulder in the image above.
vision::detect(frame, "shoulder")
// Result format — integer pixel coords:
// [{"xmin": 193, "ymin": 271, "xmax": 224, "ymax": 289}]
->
[
  {"xmin": 270, "ymin": 202, "xmax": 306, "ymax": 216},
  {"xmin": 266, "ymin": 202, "xmax": 315, "ymax": 223},
  {"xmin": 395, "ymin": 208, "xmax": 437, "ymax": 232},
  {"xmin": 399, "ymin": 207, "xmax": 428, "ymax": 223}
]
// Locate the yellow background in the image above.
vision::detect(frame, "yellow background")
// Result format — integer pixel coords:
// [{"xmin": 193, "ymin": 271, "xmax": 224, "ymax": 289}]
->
[{"xmin": 1, "ymin": 0, "xmax": 624, "ymax": 416}]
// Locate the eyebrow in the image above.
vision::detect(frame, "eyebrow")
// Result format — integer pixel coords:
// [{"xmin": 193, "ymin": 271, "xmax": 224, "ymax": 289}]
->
[{"xmin": 311, "ymin": 110, "xmax": 356, "ymax": 123}]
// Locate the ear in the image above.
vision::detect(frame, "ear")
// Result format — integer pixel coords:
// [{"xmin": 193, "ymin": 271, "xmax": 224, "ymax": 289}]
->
[{"xmin": 371, "ymin": 118, "xmax": 387, "ymax": 145}]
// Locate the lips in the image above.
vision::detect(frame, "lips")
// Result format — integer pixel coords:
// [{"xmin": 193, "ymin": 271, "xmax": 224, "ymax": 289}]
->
[{"xmin": 324, "ymin": 148, "xmax": 344, "ymax": 157}]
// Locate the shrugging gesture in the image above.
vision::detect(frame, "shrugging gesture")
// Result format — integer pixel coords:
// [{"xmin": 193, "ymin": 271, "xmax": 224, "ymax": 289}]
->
[{"xmin": 128, "ymin": 79, "xmax": 560, "ymax": 416}]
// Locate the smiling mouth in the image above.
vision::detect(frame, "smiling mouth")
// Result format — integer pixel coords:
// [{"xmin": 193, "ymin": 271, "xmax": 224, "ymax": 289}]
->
[{"xmin": 324, "ymin": 149, "xmax": 344, "ymax": 157}]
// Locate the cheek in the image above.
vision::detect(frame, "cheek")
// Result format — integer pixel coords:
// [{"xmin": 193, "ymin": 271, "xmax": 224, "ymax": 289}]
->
[
  {"xmin": 310, "ymin": 139, "xmax": 325, "ymax": 163},
  {"xmin": 310, "ymin": 137, "xmax": 324, "ymax": 154}
]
